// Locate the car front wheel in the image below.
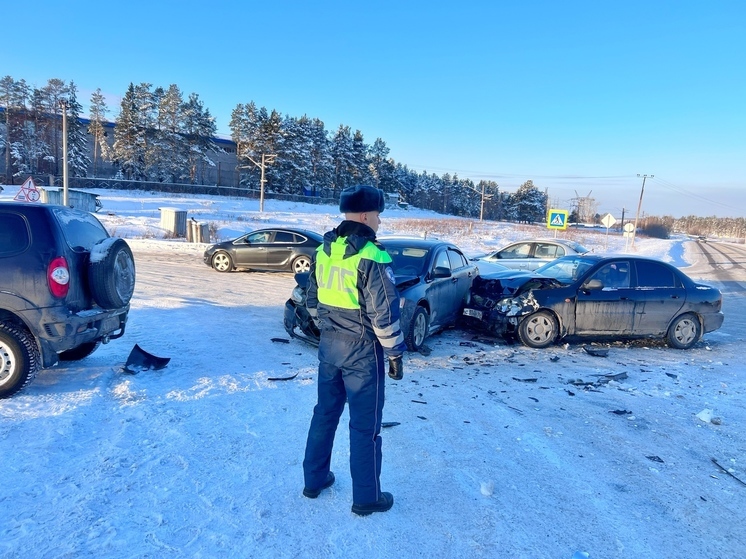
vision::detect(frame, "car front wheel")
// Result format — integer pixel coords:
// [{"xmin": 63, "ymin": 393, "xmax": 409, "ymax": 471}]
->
[
  {"xmin": 667, "ymin": 313, "xmax": 701, "ymax": 349},
  {"xmin": 0, "ymin": 322, "xmax": 40, "ymax": 399},
  {"xmin": 405, "ymin": 306, "xmax": 429, "ymax": 352},
  {"xmin": 212, "ymin": 251, "xmax": 233, "ymax": 272},
  {"xmin": 518, "ymin": 310, "xmax": 558, "ymax": 348}
]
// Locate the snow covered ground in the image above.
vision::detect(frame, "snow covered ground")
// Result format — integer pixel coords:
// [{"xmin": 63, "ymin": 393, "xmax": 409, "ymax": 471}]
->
[{"xmin": 1, "ymin": 188, "xmax": 744, "ymax": 559}]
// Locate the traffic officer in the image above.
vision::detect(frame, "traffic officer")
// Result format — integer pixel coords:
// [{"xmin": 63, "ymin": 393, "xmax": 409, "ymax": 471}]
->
[{"xmin": 302, "ymin": 184, "xmax": 406, "ymax": 516}]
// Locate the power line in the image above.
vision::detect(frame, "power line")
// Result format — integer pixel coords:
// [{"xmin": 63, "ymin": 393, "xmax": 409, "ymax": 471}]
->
[{"xmin": 651, "ymin": 176, "xmax": 746, "ymax": 214}]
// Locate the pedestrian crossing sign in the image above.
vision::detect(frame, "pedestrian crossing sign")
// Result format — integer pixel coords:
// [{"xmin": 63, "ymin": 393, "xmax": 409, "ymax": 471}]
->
[{"xmin": 547, "ymin": 209, "xmax": 568, "ymax": 230}]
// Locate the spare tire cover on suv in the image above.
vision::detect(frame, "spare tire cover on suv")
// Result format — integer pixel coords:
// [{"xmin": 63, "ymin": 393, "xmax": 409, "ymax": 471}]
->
[{"xmin": 88, "ymin": 238, "xmax": 136, "ymax": 309}]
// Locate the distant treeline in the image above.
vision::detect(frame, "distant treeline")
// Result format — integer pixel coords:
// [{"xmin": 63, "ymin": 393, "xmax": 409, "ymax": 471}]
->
[{"xmin": 1, "ymin": 76, "xmax": 738, "ymax": 235}]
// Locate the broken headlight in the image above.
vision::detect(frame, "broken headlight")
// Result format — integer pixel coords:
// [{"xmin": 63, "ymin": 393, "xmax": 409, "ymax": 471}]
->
[{"xmin": 291, "ymin": 286, "xmax": 306, "ymax": 304}]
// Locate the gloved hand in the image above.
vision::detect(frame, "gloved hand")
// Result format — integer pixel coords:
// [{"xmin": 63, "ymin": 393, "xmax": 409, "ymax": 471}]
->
[{"xmin": 388, "ymin": 356, "xmax": 404, "ymax": 380}]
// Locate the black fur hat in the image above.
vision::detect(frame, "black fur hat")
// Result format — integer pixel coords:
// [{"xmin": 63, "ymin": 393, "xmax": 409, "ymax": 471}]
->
[{"xmin": 339, "ymin": 185, "xmax": 385, "ymax": 214}]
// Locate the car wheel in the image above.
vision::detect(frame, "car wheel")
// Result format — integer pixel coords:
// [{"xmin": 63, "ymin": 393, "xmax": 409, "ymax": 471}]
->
[
  {"xmin": 405, "ymin": 306, "xmax": 429, "ymax": 352},
  {"xmin": 0, "ymin": 322, "xmax": 40, "ymax": 399},
  {"xmin": 212, "ymin": 251, "xmax": 233, "ymax": 272},
  {"xmin": 292, "ymin": 255, "xmax": 312, "ymax": 274},
  {"xmin": 59, "ymin": 341, "xmax": 101, "ymax": 361},
  {"xmin": 667, "ymin": 313, "xmax": 701, "ymax": 349},
  {"xmin": 88, "ymin": 238, "xmax": 136, "ymax": 310},
  {"xmin": 518, "ymin": 310, "xmax": 558, "ymax": 349}
]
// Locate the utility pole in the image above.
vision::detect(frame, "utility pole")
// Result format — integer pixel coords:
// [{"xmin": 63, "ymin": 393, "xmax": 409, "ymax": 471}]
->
[
  {"xmin": 59, "ymin": 99, "xmax": 69, "ymax": 206},
  {"xmin": 243, "ymin": 153, "xmax": 276, "ymax": 212},
  {"xmin": 462, "ymin": 181, "xmax": 496, "ymax": 221},
  {"xmin": 631, "ymin": 174, "xmax": 653, "ymax": 248}
]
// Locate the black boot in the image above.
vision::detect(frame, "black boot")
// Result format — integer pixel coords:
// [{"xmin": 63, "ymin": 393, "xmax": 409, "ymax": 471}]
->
[
  {"xmin": 351, "ymin": 492, "xmax": 394, "ymax": 516},
  {"xmin": 303, "ymin": 471, "xmax": 335, "ymax": 499}
]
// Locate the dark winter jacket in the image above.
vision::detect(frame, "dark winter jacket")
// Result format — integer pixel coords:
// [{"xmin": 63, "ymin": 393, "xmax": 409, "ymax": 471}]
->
[{"xmin": 306, "ymin": 220, "xmax": 406, "ymax": 358}]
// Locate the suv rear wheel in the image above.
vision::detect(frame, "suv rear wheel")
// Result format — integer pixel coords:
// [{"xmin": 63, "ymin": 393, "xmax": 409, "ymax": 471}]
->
[
  {"xmin": 88, "ymin": 238, "xmax": 136, "ymax": 309},
  {"xmin": 0, "ymin": 322, "xmax": 40, "ymax": 399}
]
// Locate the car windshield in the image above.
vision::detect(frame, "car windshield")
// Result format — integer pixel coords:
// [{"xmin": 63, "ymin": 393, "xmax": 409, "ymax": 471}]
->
[
  {"xmin": 386, "ymin": 246, "xmax": 429, "ymax": 276},
  {"xmin": 535, "ymin": 256, "xmax": 595, "ymax": 283}
]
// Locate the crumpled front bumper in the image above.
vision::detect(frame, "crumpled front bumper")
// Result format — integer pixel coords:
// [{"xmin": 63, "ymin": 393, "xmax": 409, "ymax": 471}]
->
[{"xmin": 284, "ymin": 300, "xmax": 319, "ymax": 347}]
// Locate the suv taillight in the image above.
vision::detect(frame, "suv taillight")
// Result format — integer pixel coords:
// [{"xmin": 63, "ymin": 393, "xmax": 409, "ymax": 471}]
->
[{"xmin": 48, "ymin": 256, "xmax": 70, "ymax": 298}]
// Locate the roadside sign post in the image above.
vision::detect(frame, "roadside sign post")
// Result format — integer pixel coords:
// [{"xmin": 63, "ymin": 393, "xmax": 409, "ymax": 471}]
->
[
  {"xmin": 14, "ymin": 177, "xmax": 41, "ymax": 202},
  {"xmin": 623, "ymin": 222, "xmax": 635, "ymax": 252},
  {"xmin": 546, "ymin": 209, "xmax": 569, "ymax": 238},
  {"xmin": 601, "ymin": 213, "xmax": 617, "ymax": 250}
]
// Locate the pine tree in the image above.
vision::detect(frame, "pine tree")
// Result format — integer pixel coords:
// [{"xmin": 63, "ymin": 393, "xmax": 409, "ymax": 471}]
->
[
  {"xmin": 308, "ymin": 117, "xmax": 333, "ymax": 195},
  {"xmin": 88, "ymin": 88, "xmax": 109, "ymax": 177},
  {"xmin": 154, "ymin": 84, "xmax": 187, "ymax": 182},
  {"xmin": 182, "ymin": 92, "xmax": 218, "ymax": 184},
  {"xmin": 331, "ymin": 125, "xmax": 354, "ymax": 196},
  {"xmin": 351, "ymin": 129, "xmax": 368, "ymax": 182},
  {"xmin": 112, "ymin": 83, "xmax": 146, "ymax": 180},
  {"xmin": 64, "ymin": 82, "xmax": 91, "ymax": 177},
  {"xmin": 38, "ymin": 78, "xmax": 69, "ymax": 175},
  {"xmin": 368, "ymin": 138, "xmax": 391, "ymax": 190},
  {"xmin": 229, "ymin": 101, "xmax": 261, "ymax": 187},
  {"xmin": 274, "ymin": 115, "xmax": 308, "ymax": 194},
  {"xmin": 1, "ymin": 76, "xmax": 30, "ymax": 183},
  {"xmin": 512, "ymin": 180, "xmax": 548, "ymax": 223}
]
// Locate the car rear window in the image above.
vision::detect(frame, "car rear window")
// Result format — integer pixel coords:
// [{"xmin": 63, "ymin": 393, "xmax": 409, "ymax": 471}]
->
[
  {"xmin": 0, "ymin": 212, "xmax": 30, "ymax": 256},
  {"xmin": 52, "ymin": 207, "xmax": 109, "ymax": 250},
  {"xmin": 635, "ymin": 260, "xmax": 678, "ymax": 288}
]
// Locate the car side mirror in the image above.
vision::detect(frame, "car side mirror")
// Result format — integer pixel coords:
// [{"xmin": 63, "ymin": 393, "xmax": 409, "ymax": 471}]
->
[
  {"xmin": 431, "ymin": 266, "xmax": 452, "ymax": 279},
  {"xmin": 583, "ymin": 279, "xmax": 603, "ymax": 291}
]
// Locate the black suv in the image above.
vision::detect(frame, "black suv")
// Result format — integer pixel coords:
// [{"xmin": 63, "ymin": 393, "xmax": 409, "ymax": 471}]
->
[{"xmin": 0, "ymin": 202, "xmax": 136, "ymax": 398}]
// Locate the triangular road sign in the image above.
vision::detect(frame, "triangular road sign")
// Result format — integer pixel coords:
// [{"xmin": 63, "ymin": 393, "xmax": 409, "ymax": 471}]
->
[{"xmin": 14, "ymin": 176, "xmax": 41, "ymax": 202}]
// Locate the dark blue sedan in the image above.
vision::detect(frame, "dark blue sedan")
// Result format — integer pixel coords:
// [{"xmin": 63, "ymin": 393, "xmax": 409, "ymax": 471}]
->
[
  {"xmin": 284, "ymin": 237, "xmax": 478, "ymax": 352},
  {"xmin": 463, "ymin": 254, "xmax": 724, "ymax": 349}
]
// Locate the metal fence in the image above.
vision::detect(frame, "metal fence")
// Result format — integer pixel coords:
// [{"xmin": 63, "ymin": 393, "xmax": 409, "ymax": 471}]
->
[{"xmin": 28, "ymin": 175, "xmax": 340, "ymax": 207}]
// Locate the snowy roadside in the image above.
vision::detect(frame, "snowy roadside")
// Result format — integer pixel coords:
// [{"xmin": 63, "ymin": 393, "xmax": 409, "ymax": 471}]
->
[{"xmin": 1, "ymin": 191, "xmax": 744, "ymax": 559}]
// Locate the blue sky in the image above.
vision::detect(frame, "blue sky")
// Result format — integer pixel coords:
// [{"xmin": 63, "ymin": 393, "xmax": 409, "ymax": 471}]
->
[{"xmin": 3, "ymin": 0, "xmax": 744, "ymax": 218}]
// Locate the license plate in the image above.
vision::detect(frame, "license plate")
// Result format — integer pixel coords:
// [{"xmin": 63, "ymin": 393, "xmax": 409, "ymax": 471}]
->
[{"xmin": 463, "ymin": 308, "xmax": 483, "ymax": 320}]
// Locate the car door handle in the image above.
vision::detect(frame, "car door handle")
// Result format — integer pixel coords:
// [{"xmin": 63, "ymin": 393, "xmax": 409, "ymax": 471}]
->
[
  {"xmin": 670, "ymin": 295, "xmax": 680, "ymax": 299},
  {"xmin": 451, "ymin": 278, "xmax": 458, "ymax": 283}
]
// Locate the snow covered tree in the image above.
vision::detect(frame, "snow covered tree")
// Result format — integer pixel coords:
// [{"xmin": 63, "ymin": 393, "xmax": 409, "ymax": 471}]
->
[
  {"xmin": 11, "ymin": 120, "xmax": 51, "ymax": 177},
  {"xmin": 152, "ymin": 84, "xmax": 187, "ymax": 182},
  {"xmin": 1, "ymin": 76, "xmax": 30, "ymax": 183},
  {"xmin": 274, "ymin": 115, "xmax": 311, "ymax": 194},
  {"xmin": 88, "ymin": 88, "xmax": 110, "ymax": 177},
  {"xmin": 368, "ymin": 137, "xmax": 394, "ymax": 191},
  {"xmin": 112, "ymin": 83, "xmax": 148, "ymax": 180},
  {"xmin": 64, "ymin": 82, "xmax": 91, "ymax": 177},
  {"xmin": 182, "ymin": 92, "xmax": 218, "ymax": 184},
  {"xmin": 229, "ymin": 101, "xmax": 264, "ymax": 187},
  {"xmin": 307, "ymin": 117, "xmax": 333, "ymax": 195},
  {"xmin": 37, "ymin": 78, "xmax": 69, "ymax": 175},
  {"xmin": 350, "ymin": 129, "xmax": 368, "ymax": 182},
  {"xmin": 331, "ymin": 125, "xmax": 355, "ymax": 196},
  {"xmin": 511, "ymin": 180, "xmax": 548, "ymax": 223}
]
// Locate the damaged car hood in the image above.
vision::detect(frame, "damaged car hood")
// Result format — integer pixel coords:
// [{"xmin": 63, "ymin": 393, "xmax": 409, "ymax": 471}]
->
[{"xmin": 470, "ymin": 271, "xmax": 564, "ymax": 306}]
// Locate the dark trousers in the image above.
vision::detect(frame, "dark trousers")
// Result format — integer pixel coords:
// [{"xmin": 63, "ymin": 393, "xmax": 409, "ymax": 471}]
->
[{"xmin": 303, "ymin": 335, "xmax": 385, "ymax": 505}]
